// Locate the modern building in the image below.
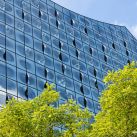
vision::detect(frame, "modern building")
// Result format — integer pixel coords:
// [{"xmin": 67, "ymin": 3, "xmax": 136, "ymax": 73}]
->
[{"xmin": 0, "ymin": 0, "xmax": 137, "ymax": 114}]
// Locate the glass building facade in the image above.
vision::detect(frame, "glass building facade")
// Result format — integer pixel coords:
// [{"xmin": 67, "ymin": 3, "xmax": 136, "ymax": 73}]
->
[{"xmin": 0, "ymin": 0, "xmax": 137, "ymax": 114}]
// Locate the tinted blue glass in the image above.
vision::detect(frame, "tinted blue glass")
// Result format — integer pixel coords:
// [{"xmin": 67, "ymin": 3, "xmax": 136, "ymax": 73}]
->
[{"xmin": 0, "ymin": 0, "xmax": 137, "ymax": 114}]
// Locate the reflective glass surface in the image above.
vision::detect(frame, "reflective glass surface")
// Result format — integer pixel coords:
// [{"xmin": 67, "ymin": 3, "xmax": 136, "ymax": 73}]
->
[{"xmin": 0, "ymin": 0, "xmax": 137, "ymax": 114}]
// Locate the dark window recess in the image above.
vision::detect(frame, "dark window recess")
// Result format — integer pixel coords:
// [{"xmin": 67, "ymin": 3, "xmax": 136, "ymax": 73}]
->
[
  {"xmin": 95, "ymin": 80, "xmax": 98, "ymax": 89},
  {"xmin": 71, "ymin": 19, "xmax": 75, "ymax": 26},
  {"xmin": 84, "ymin": 98, "xmax": 87, "ymax": 107},
  {"xmin": 80, "ymin": 85, "xmax": 84, "ymax": 94},
  {"xmin": 62, "ymin": 64, "xmax": 65, "ymax": 74},
  {"xmin": 45, "ymin": 69, "xmax": 48, "ymax": 78},
  {"xmin": 22, "ymin": 11, "xmax": 25, "ymax": 19},
  {"xmin": 94, "ymin": 68, "xmax": 97, "ymax": 77},
  {"xmin": 104, "ymin": 55, "xmax": 107, "ymax": 62},
  {"xmin": 124, "ymin": 41, "xmax": 127, "ymax": 47},
  {"xmin": 73, "ymin": 39, "xmax": 76, "ymax": 46},
  {"xmin": 59, "ymin": 53, "xmax": 62, "ymax": 61},
  {"xmin": 3, "ymin": 52, "xmax": 6, "ymax": 60},
  {"xmin": 25, "ymin": 87, "xmax": 28, "ymax": 98},
  {"xmin": 59, "ymin": 41, "xmax": 63, "ymax": 49},
  {"xmin": 26, "ymin": 73, "xmax": 29, "ymax": 84},
  {"xmin": 56, "ymin": 20, "xmax": 59, "ymax": 28},
  {"xmin": 112, "ymin": 43, "xmax": 115, "ymax": 49},
  {"xmin": 39, "ymin": 11, "xmax": 42, "ymax": 18},
  {"xmin": 42, "ymin": 43, "xmax": 45, "ymax": 52},
  {"xmin": 102, "ymin": 45, "xmax": 105, "ymax": 52},
  {"xmin": 80, "ymin": 72, "xmax": 83, "ymax": 81},
  {"xmin": 6, "ymin": 94, "xmax": 13, "ymax": 103},
  {"xmin": 55, "ymin": 10, "xmax": 59, "ymax": 17},
  {"xmin": 126, "ymin": 50, "xmax": 129, "ymax": 56},
  {"xmin": 127, "ymin": 60, "xmax": 130, "ymax": 64},
  {"xmin": 84, "ymin": 28, "xmax": 88, "ymax": 34},
  {"xmin": 76, "ymin": 50, "xmax": 79, "ymax": 58},
  {"xmin": 44, "ymin": 82, "xmax": 47, "ymax": 89},
  {"xmin": 89, "ymin": 48, "xmax": 92, "ymax": 55}
]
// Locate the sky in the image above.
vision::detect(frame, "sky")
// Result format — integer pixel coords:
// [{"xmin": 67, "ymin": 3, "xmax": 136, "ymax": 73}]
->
[{"xmin": 52, "ymin": 0, "xmax": 137, "ymax": 39}]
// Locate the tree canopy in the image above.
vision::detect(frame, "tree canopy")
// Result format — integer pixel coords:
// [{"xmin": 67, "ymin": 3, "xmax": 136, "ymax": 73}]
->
[
  {"xmin": 1, "ymin": 62, "xmax": 137, "ymax": 137},
  {"xmin": 91, "ymin": 62, "xmax": 137, "ymax": 137},
  {"xmin": 0, "ymin": 84, "xmax": 92, "ymax": 137}
]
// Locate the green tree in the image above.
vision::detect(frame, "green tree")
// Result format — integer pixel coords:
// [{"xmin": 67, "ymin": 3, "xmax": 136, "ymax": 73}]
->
[
  {"xmin": 0, "ymin": 84, "xmax": 92, "ymax": 137},
  {"xmin": 91, "ymin": 62, "xmax": 137, "ymax": 137}
]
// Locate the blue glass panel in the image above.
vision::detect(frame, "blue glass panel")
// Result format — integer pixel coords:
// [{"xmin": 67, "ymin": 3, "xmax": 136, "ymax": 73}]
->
[{"xmin": 0, "ymin": 76, "xmax": 6, "ymax": 92}]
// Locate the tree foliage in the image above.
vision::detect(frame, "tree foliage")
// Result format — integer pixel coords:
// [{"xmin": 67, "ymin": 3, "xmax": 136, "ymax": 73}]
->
[
  {"xmin": 0, "ymin": 84, "xmax": 92, "ymax": 137},
  {"xmin": 91, "ymin": 62, "xmax": 137, "ymax": 137}
]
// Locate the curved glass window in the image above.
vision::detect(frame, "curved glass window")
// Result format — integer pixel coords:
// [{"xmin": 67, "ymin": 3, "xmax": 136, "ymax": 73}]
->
[
  {"xmin": 0, "ymin": 91, "xmax": 6, "ymax": 106},
  {"xmin": 87, "ymin": 99, "xmax": 94, "ymax": 112},
  {"xmin": 5, "ymin": 3, "xmax": 14, "ymax": 15},
  {"xmin": 25, "ymin": 35, "xmax": 33, "ymax": 48},
  {"xmin": 66, "ymin": 26, "xmax": 74, "ymax": 36},
  {"xmin": 43, "ymin": 44, "xmax": 52, "ymax": 56},
  {"xmin": 34, "ymin": 39, "xmax": 42, "ymax": 52},
  {"xmin": 45, "ymin": 56, "xmax": 54, "ymax": 69},
  {"xmin": 87, "ymin": 65, "xmax": 94, "ymax": 77},
  {"xmin": 24, "ymin": 23, "xmax": 32, "ymax": 36},
  {"xmin": 37, "ymin": 77, "xmax": 46, "ymax": 91},
  {"xmin": 56, "ymin": 73, "xmax": 66, "ymax": 87},
  {"xmin": 16, "ymin": 55, "xmax": 26, "ymax": 70},
  {"xmin": 41, "ymin": 22, "xmax": 50, "ymax": 34},
  {"xmin": 17, "ymin": 69, "xmax": 26, "ymax": 84},
  {"xmin": 6, "ymin": 50, "xmax": 16, "ymax": 66},
  {"xmin": 15, "ymin": 30, "xmax": 24, "ymax": 44},
  {"xmin": 0, "ymin": 48, "xmax": 5, "ymax": 61},
  {"xmin": 82, "ymin": 74, "xmax": 89, "ymax": 86},
  {"xmin": 54, "ymin": 60, "xmax": 62, "ymax": 73},
  {"xmin": 83, "ymin": 85, "xmax": 91, "ymax": 97},
  {"xmin": 0, "ymin": 22, "xmax": 5, "ymax": 34},
  {"xmin": 79, "ymin": 62, "xmax": 87, "ymax": 73},
  {"xmin": 0, "ymin": 76, "xmax": 6, "ymax": 92},
  {"xmin": 46, "ymin": 69, "xmax": 55, "ymax": 82},
  {"xmin": 70, "ymin": 57, "xmax": 79, "ymax": 69},
  {"xmin": 22, "ymin": 1, "xmax": 30, "ymax": 13},
  {"xmin": 35, "ymin": 51, "xmax": 45, "ymax": 65},
  {"xmin": 7, "ymin": 79, "xmax": 17, "ymax": 96},
  {"xmin": 0, "ymin": 1, "xmax": 5, "ymax": 11},
  {"xmin": 25, "ymin": 47, "xmax": 34, "ymax": 60},
  {"xmin": 65, "ymin": 77, "xmax": 74, "ymax": 90},
  {"xmin": 59, "ymin": 31, "xmax": 67, "ymax": 42},
  {"xmin": 72, "ymin": 69, "xmax": 81, "ymax": 82},
  {"xmin": 26, "ymin": 59, "xmax": 35, "ymax": 74},
  {"xmin": 97, "ymin": 80, "xmax": 104, "ymax": 91},
  {"xmin": 50, "ymin": 26, "xmax": 59, "ymax": 38},
  {"xmin": 6, "ymin": 37, "xmax": 15, "ymax": 52},
  {"xmin": 33, "ymin": 28, "xmax": 42, "ymax": 40},
  {"xmin": 0, "ymin": 11, "xmax": 5, "ymax": 23},
  {"xmin": 0, "ymin": 34, "xmax": 5, "ymax": 48},
  {"xmin": 36, "ymin": 64, "xmax": 45, "ymax": 79},
  {"xmin": 91, "ymin": 88, "xmax": 99, "ymax": 101},
  {"xmin": 57, "ymin": 86, "xmax": 68, "ymax": 100},
  {"xmin": 94, "ymin": 101, "xmax": 100, "ymax": 114},
  {"xmin": 28, "ymin": 87, "xmax": 37, "ymax": 100},
  {"xmin": 66, "ymin": 89, "xmax": 75, "ymax": 100},
  {"xmin": 74, "ymin": 81, "xmax": 82, "ymax": 94},
  {"xmin": 42, "ymin": 32, "xmax": 51, "ymax": 44},
  {"xmin": 7, "ymin": 64, "xmax": 16, "ymax": 80},
  {"xmin": 41, "ymin": 12, "xmax": 48, "ymax": 23},
  {"xmin": 32, "ymin": 16, "xmax": 41, "ymax": 29},
  {"xmin": 77, "ymin": 95, "xmax": 87, "ymax": 108},
  {"xmin": 18, "ymin": 83, "xmax": 27, "ymax": 99},
  {"xmin": 27, "ymin": 73, "xmax": 36, "ymax": 88}
]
